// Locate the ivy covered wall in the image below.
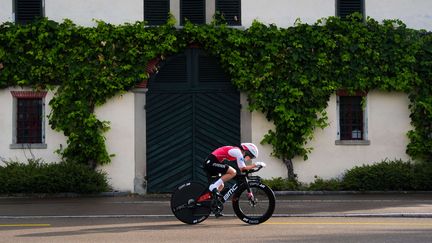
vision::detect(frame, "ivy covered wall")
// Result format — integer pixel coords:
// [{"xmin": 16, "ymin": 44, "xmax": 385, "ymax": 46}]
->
[{"xmin": 0, "ymin": 15, "xmax": 431, "ymax": 177}]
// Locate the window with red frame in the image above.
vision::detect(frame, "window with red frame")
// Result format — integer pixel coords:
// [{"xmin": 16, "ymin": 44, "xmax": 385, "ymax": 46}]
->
[{"xmin": 16, "ymin": 98, "xmax": 43, "ymax": 144}]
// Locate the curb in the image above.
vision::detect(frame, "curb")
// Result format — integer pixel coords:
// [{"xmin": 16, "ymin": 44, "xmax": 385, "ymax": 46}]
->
[
  {"xmin": 274, "ymin": 191, "xmax": 432, "ymax": 196},
  {"xmin": 2, "ymin": 213, "xmax": 432, "ymax": 219},
  {"xmin": 0, "ymin": 191, "xmax": 132, "ymax": 199},
  {"xmin": 273, "ymin": 213, "xmax": 432, "ymax": 218}
]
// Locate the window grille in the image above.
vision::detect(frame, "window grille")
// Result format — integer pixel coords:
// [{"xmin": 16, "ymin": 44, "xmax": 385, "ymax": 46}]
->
[
  {"xmin": 339, "ymin": 96, "xmax": 364, "ymax": 140},
  {"xmin": 17, "ymin": 98, "xmax": 43, "ymax": 143}
]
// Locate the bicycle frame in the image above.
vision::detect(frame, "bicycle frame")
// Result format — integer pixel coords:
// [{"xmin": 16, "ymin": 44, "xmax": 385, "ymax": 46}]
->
[{"xmin": 197, "ymin": 172, "xmax": 261, "ymax": 204}]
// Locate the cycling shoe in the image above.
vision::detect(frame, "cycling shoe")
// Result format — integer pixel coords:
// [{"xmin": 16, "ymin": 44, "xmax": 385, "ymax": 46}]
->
[{"xmin": 211, "ymin": 188, "xmax": 222, "ymax": 199}]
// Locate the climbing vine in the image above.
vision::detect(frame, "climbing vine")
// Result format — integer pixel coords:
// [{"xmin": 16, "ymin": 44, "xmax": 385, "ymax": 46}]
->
[{"xmin": 0, "ymin": 15, "xmax": 430, "ymax": 176}]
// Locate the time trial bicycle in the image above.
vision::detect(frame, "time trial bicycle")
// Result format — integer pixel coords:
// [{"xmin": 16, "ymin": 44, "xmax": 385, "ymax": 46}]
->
[{"xmin": 170, "ymin": 165, "xmax": 275, "ymax": 225}]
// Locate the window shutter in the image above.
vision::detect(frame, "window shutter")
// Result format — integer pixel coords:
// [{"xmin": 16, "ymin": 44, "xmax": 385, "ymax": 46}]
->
[
  {"xmin": 181, "ymin": 0, "xmax": 205, "ymax": 25},
  {"xmin": 337, "ymin": 0, "xmax": 364, "ymax": 19},
  {"xmin": 216, "ymin": 0, "xmax": 241, "ymax": 26},
  {"xmin": 144, "ymin": 0, "xmax": 170, "ymax": 25},
  {"xmin": 15, "ymin": 0, "xmax": 43, "ymax": 24}
]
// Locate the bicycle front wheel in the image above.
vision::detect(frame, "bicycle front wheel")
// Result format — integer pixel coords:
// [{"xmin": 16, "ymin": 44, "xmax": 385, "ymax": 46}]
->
[
  {"xmin": 232, "ymin": 183, "xmax": 275, "ymax": 224},
  {"xmin": 170, "ymin": 182, "xmax": 211, "ymax": 224}
]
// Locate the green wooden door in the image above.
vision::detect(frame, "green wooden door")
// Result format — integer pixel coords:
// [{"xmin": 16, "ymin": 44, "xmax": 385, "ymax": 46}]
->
[{"xmin": 146, "ymin": 48, "xmax": 240, "ymax": 193}]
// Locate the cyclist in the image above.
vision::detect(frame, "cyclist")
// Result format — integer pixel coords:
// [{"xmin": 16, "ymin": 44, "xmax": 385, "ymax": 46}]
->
[{"xmin": 204, "ymin": 143, "xmax": 266, "ymax": 197}]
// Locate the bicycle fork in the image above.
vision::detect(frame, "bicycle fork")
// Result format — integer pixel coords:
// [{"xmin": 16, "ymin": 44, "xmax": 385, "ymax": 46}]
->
[{"xmin": 245, "ymin": 181, "xmax": 258, "ymax": 207}]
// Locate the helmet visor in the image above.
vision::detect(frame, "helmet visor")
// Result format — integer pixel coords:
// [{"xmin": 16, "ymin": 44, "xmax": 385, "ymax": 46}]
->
[{"xmin": 245, "ymin": 150, "xmax": 256, "ymax": 159}]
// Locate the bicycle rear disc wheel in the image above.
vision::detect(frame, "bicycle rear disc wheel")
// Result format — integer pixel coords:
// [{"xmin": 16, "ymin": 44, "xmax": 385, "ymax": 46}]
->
[
  {"xmin": 232, "ymin": 183, "xmax": 275, "ymax": 224},
  {"xmin": 170, "ymin": 182, "xmax": 211, "ymax": 224}
]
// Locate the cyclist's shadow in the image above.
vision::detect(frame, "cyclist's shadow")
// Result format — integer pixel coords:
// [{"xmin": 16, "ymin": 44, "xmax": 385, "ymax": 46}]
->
[{"xmin": 17, "ymin": 219, "xmax": 248, "ymax": 238}]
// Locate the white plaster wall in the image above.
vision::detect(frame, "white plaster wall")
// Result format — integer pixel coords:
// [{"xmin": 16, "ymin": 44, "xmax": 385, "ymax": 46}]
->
[
  {"xmin": 0, "ymin": 1, "xmax": 425, "ymax": 191},
  {"xmin": 44, "ymin": 0, "xmax": 143, "ymax": 26},
  {"xmin": 2, "ymin": 0, "xmax": 432, "ymax": 30},
  {"xmin": 96, "ymin": 92, "xmax": 135, "ymax": 192},
  {"xmin": 0, "ymin": 87, "xmax": 66, "ymax": 164},
  {"xmin": 252, "ymin": 91, "xmax": 413, "ymax": 183},
  {"xmin": 0, "ymin": 0, "xmax": 13, "ymax": 23},
  {"xmin": 242, "ymin": 0, "xmax": 335, "ymax": 27},
  {"xmin": 251, "ymin": 112, "xmax": 287, "ymax": 179},
  {"xmin": 0, "ymin": 87, "xmax": 135, "ymax": 192},
  {"xmin": 367, "ymin": 0, "xmax": 432, "ymax": 31}
]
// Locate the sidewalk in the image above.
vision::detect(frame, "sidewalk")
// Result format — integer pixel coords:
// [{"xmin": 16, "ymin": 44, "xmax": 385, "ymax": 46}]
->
[
  {"xmin": 1, "ymin": 192, "xmax": 432, "ymax": 219},
  {"xmin": 273, "ymin": 192, "xmax": 432, "ymax": 218}
]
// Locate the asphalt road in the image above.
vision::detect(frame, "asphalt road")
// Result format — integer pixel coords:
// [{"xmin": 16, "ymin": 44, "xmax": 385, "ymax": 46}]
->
[
  {"xmin": 1, "ymin": 193, "xmax": 432, "ymax": 242},
  {"xmin": 1, "ymin": 193, "xmax": 432, "ymax": 218},
  {"xmin": 1, "ymin": 217, "xmax": 432, "ymax": 243}
]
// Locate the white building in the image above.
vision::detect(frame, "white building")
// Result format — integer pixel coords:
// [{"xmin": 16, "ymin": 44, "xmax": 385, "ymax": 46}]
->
[{"xmin": 1, "ymin": 0, "xmax": 431, "ymax": 193}]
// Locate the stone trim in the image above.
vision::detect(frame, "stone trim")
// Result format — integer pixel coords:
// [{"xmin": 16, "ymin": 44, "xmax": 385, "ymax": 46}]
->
[
  {"xmin": 10, "ymin": 143, "xmax": 47, "ymax": 149},
  {"xmin": 335, "ymin": 140, "xmax": 371, "ymax": 146},
  {"xmin": 10, "ymin": 91, "xmax": 47, "ymax": 98}
]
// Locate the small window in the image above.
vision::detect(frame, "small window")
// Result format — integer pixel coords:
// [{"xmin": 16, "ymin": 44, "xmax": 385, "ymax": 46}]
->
[
  {"xmin": 10, "ymin": 91, "xmax": 46, "ymax": 148},
  {"xmin": 336, "ymin": 91, "xmax": 369, "ymax": 145},
  {"xmin": 180, "ymin": 0, "xmax": 205, "ymax": 25},
  {"xmin": 336, "ymin": 0, "xmax": 364, "ymax": 19},
  {"xmin": 15, "ymin": 0, "xmax": 43, "ymax": 24},
  {"xmin": 216, "ymin": 0, "xmax": 241, "ymax": 26},
  {"xmin": 144, "ymin": 0, "xmax": 170, "ymax": 25},
  {"xmin": 339, "ymin": 96, "xmax": 363, "ymax": 140},
  {"xmin": 17, "ymin": 98, "xmax": 43, "ymax": 143}
]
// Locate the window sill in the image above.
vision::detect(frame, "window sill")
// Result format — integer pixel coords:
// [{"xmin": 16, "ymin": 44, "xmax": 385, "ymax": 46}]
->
[
  {"xmin": 335, "ymin": 140, "xmax": 370, "ymax": 146},
  {"xmin": 10, "ymin": 143, "xmax": 47, "ymax": 149}
]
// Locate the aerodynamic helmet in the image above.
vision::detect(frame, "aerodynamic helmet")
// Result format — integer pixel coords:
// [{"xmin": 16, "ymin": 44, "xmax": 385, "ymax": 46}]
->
[{"xmin": 241, "ymin": 143, "xmax": 259, "ymax": 159}]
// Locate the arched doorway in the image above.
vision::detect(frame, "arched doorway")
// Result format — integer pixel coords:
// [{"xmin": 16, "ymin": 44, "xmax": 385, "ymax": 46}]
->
[{"xmin": 146, "ymin": 48, "xmax": 240, "ymax": 192}]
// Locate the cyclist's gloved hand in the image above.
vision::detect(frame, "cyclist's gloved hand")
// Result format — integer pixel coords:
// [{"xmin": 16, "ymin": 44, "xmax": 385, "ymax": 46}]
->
[{"xmin": 254, "ymin": 162, "xmax": 266, "ymax": 168}]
